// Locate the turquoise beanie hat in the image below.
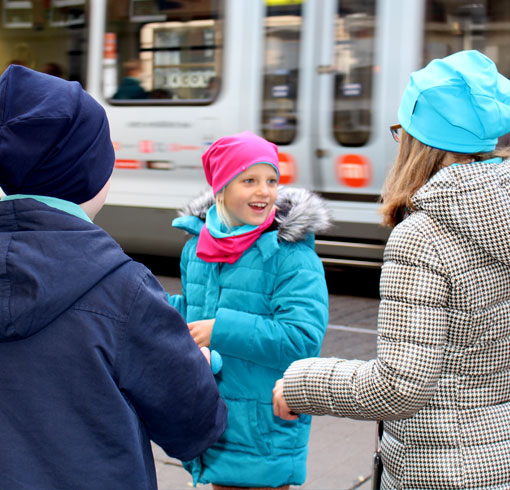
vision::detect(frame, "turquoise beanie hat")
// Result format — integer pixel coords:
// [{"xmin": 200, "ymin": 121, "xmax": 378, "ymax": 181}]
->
[{"xmin": 398, "ymin": 50, "xmax": 510, "ymax": 153}]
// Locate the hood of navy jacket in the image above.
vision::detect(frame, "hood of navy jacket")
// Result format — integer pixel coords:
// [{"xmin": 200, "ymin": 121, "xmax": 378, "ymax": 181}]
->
[
  {"xmin": 176, "ymin": 186, "xmax": 332, "ymax": 241},
  {"xmin": 411, "ymin": 158, "xmax": 510, "ymax": 266},
  {"xmin": 0, "ymin": 198, "xmax": 130, "ymax": 341}
]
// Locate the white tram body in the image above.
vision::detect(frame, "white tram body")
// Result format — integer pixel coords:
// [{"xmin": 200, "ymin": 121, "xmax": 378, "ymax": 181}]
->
[{"xmin": 2, "ymin": 0, "xmax": 509, "ymax": 266}]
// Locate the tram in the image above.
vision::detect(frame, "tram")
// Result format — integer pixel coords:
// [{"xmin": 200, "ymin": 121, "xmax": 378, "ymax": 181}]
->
[{"xmin": 1, "ymin": 0, "xmax": 510, "ymax": 267}]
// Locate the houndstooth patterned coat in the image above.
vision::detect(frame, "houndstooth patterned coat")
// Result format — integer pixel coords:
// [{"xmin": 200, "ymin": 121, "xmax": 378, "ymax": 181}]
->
[{"xmin": 283, "ymin": 160, "xmax": 510, "ymax": 489}]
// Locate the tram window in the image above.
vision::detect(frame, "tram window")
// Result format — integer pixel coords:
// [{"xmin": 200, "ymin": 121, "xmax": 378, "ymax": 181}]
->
[
  {"xmin": 332, "ymin": 0, "xmax": 376, "ymax": 147},
  {"xmin": 423, "ymin": 0, "xmax": 510, "ymax": 79},
  {"xmin": 104, "ymin": 0, "xmax": 224, "ymax": 104},
  {"xmin": 261, "ymin": 3, "xmax": 302, "ymax": 145},
  {"xmin": 0, "ymin": 0, "xmax": 89, "ymax": 85}
]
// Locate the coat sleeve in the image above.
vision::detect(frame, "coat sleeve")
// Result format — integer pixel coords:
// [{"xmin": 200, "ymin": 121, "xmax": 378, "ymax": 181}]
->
[
  {"xmin": 115, "ymin": 269, "xmax": 227, "ymax": 461},
  {"xmin": 282, "ymin": 220, "xmax": 449, "ymax": 420},
  {"xmin": 165, "ymin": 239, "xmax": 192, "ymax": 317},
  {"xmin": 211, "ymin": 246, "xmax": 329, "ymax": 371}
]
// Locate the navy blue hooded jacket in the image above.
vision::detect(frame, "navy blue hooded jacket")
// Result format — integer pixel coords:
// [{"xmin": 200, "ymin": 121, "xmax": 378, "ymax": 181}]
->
[{"xmin": 0, "ymin": 197, "xmax": 227, "ymax": 490}]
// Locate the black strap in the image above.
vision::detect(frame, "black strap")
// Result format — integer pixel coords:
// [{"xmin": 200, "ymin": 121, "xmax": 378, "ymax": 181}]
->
[{"xmin": 371, "ymin": 421, "xmax": 383, "ymax": 490}]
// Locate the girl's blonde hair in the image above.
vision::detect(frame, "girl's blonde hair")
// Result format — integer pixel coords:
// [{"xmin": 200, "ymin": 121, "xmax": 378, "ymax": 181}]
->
[
  {"xmin": 380, "ymin": 129, "xmax": 510, "ymax": 228},
  {"xmin": 215, "ymin": 189, "xmax": 234, "ymax": 229}
]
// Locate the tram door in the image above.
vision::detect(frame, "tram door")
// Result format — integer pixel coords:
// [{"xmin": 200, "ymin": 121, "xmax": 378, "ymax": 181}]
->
[
  {"xmin": 259, "ymin": 0, "xmax": 419, "ymax": 260},
  {"xmin": 301, "ymin": 0, "xmax": 424, "ymax": 261},
  {"xmin": 310, "ymin": 0, "xmax": 418, "ymax": 203}
]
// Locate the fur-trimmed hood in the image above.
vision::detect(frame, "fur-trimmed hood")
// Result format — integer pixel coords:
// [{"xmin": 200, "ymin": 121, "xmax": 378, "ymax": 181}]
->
[{"xmin": 178, "ymin": 186, "xmax": 331, "ymax": 242}]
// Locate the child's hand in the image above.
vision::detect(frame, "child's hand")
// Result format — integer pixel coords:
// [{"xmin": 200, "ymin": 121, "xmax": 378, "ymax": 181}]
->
[
  {"xmin": 200, "ymin": 346, "xmax": 211, "ymax": 365},
  {"xmin": 272, "ymin": 379, "xmax": 298, "ymax": 421},
  {"xmin": 188, "ymin": 319, "xmax": 215, "ymax": 348},
  {"xmin": 199, "ymin": 346, "xmax": 223, "ymax": 375}
]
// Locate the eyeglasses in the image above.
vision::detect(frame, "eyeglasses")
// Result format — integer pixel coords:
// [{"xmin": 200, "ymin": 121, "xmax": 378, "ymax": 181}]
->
[{"xmin": 390, "ymin": 124, "xmax": 402, "ymax": 143}]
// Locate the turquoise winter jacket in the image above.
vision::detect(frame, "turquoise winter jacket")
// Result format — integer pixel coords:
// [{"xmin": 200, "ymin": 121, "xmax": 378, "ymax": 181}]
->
[{"xmin": 170, "ymin": 187, "xmax": 330, "ymax": 487}]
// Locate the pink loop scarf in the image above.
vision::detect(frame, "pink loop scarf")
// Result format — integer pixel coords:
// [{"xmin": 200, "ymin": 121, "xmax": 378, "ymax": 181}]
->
[{"xmin": 197, "ymin": 206, "xmax": 276, "ymax": 264}]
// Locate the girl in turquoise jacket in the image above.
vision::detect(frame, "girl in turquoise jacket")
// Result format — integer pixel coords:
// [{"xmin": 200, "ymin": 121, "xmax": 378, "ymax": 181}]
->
[{"xmin": 170, "ymin": 131, "xmax": 329, "ymax": 489}]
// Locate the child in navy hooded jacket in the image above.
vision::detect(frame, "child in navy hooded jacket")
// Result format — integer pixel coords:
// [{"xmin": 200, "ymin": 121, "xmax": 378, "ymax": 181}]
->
[{"xmin": 0, "ymin": 65, "xmax": 227, "ymax": 490}]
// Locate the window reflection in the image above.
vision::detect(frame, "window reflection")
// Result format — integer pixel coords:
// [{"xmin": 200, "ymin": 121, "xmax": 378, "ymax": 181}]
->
[
  {"xmin": 423, "ymin": 0, "xmax": 510, "ymax": 78},
  {"xmin": 105, "ymin": 0, "xmax": 224, "ymax": 104},
  {"xmin": 261, "ymin": 4, "xmax": 302, "ymax": 145},
  {"xmin": 332, "ymin": 0, "xmax": 376, "ymax": 147},
  {"xmin": 0, "ymin": 0, "xmax": 88, "ymax": 85}
]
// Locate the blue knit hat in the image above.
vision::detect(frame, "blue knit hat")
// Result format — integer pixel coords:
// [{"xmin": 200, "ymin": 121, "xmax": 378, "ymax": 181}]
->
[
  {"xmin": 398, "ymin": 50, "xmax": 510, "ymax": 153},
  {"xmin": 0, "ymin": 65, "xmax": 114, "ymax": 204}
]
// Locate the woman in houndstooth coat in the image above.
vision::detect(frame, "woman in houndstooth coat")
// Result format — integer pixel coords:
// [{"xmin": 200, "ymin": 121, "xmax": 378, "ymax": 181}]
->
[{"xmin": 273, "ymin": 50, "xmax": 510, "ymax": 490}]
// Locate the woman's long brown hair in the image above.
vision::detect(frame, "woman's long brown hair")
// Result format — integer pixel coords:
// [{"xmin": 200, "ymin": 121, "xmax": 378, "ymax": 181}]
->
[{"xmin": 380, "ymin": 129, "xmax": 510, "ymax": 228}]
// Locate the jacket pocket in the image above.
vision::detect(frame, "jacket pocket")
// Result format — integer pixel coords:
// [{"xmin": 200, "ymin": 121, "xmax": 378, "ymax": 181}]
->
[{"xmin": 220, "ymin": 398, "xmax": 271, "ymax": 456}]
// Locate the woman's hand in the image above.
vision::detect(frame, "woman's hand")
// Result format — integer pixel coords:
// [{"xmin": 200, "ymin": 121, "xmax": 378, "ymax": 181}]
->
[
  {"xmin": 272, "ymin": 379, "xmax": 298, "ymax": 421},
  {"xmin": 188, "ymin": 319, "xmax": 215, "ymax": 348}
]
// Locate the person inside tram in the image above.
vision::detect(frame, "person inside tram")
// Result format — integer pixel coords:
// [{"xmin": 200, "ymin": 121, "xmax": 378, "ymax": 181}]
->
[
  {"xmin": 0, "ymin": 64, "xmax": 227, "ymax": 490},
  {"xmin": 112, "ymin": 58, "xmax": 148, "ymax": 100},
  {"xmin": 41, "ymin": 61, "xmax": 64, "ymax": 78},
  {"xmin": 168, "ymin": 130, "xmax": 330, "ymax": 489},
  {"xmin": 202, "ymin": 75, "xmax": 221, "ymax": 100},
  {"xmin": 5, "ymin": 59, "xmax": 27, "ymax": 70},
  {"xmin": 273, "ymin": 49, "xmax": 510, "ymax": 490}
]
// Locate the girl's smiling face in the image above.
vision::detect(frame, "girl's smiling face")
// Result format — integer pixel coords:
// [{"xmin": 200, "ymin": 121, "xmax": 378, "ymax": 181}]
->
[{"xmin": 221, "ymin": 163, "xmax": 278, "ymax": 227}]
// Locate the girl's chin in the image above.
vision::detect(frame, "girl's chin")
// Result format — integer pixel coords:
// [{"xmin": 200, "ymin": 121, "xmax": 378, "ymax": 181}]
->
[
  {"xmin": 248, "ymin": 213, "xmax": 270, "ymax": 226},
  {"xmin": 234, "ymin": 209, "xmax": 271, "ymax": 226}
]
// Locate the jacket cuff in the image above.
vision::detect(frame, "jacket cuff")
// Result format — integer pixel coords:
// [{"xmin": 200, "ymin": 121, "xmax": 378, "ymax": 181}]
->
[
  {"xmin": 283, "ymin": 358, "xmax": 331, "ymax": 415},
  {"xmin": 283, "ymin": 357, "xmax": 369, "ymax": 417}
]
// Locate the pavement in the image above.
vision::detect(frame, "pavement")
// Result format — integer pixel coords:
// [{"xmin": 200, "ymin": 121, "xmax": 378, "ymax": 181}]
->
[
  {"xmin": 153, "ymin": 273, "xmax": 380, "ymax": 490},
  {"xmin": 152, "ymin": 415, "xmax": 375, "ymax": 490}
]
